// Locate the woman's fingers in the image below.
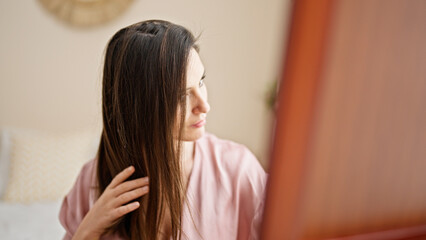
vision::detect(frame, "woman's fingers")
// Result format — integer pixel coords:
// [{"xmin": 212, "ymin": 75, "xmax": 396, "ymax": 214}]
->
[
  {"xmin": 112, "ymin": 201, "xmax": 141, "ymax": 219},
  {"xmin": 114, "ymin": 186, "xmax": 149, "ymax": 207},
  {"xmin": 107, "ymin": 166, "xmax": 135, "ymax": 189},
  {"xmin": 113, "ymin": 177, "xmax": 149, "ymax": 196},
  {"xmin": 78, "ymin": 167, "xmax": 149, "ymax": 238}
]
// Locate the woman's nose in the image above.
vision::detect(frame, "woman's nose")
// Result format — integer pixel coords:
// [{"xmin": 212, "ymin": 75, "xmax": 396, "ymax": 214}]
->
[{"xmin": 193, "ymin": 94, "xmax": 210, "ymax": 115}]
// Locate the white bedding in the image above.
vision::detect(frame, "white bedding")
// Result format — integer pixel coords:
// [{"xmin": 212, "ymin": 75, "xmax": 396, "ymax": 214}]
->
[{"xmin": 0, "ymin": 201, "xmax": 65, "ymax": 240}]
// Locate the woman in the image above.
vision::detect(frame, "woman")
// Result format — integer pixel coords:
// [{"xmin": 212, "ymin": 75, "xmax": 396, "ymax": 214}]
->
[{"xmin": 59, "ymin": 20, "xmax": 267, "ymax": 240}]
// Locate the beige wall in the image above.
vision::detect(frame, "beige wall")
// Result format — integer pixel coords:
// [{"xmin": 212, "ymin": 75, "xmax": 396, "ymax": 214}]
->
[{"xmin": 0, "ymin": 0, "xmax": 290, "ymax": 167}]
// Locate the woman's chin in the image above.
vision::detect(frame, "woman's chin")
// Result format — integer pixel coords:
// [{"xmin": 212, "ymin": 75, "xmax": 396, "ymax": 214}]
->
[{"xmin": 181, "ymin": 128, "xmax": 205, "ymax": 141}]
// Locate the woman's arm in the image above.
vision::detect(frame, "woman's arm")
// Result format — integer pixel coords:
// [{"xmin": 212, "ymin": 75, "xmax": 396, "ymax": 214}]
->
[
  {"xmin": 72, "ymin": 166, "xmax": 149, "ymax": 240},
  {"xmin": 60, "ymin": 164, "xmax": 149, "ymax": 240}
]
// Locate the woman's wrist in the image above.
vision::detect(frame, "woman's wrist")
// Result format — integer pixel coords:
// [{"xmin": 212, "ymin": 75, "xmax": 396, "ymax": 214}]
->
[
  {"xmin": 73, "ymin": 231, "xmax": 101, "ymax": 240},
  {"xmin": 72, "ymin": 224, "xmax": 101, "ymax": 240}
]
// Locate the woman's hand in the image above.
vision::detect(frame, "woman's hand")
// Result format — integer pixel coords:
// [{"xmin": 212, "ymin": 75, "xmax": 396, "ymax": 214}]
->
[{"xmin": 72, "ymin": 166, "xmax": 149, "ymax": 240}]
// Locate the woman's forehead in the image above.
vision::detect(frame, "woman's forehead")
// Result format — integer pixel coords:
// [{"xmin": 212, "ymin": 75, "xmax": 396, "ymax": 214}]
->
[{"xmin": 186, "ymin": 49, "xmax": 205, "ymax": 87}]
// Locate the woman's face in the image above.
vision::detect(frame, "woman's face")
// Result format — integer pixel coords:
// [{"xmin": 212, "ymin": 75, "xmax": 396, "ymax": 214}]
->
[{"xmin": 177, "ymin": 48, "xmax": 210, "ymax": 141}]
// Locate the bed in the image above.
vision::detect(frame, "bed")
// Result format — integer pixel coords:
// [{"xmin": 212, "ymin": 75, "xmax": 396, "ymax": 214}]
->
[{"xmin": 0, "ymin": 127, "xmax": 99, "ymax": 240}]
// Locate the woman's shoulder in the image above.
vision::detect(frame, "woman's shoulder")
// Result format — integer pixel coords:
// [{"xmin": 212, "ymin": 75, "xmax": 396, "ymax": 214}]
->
[
  {"xmin": 59, "ymin": 158, "xmax": 98, "ymax": 238},
  {"xmin": 69, "ymin": 158, "xmax": 98, "ymax": 194},
  {"xmin": 197, "ymin": 132, "xmax": 267, "ymax": 187},
  {"xmin": 79, "ymin": 158, "xmax": 97, "ymax": 180},
  {"xmin": 61, "ymin": 157, "xmax": 98, "ymax": 206},
  {"xmin": 198, "ymin": 132, "xmax": 253, "ymax": 156},
  {"xmin": 196, "ymin": 133, "xmax": 267, "ymax": 235}
]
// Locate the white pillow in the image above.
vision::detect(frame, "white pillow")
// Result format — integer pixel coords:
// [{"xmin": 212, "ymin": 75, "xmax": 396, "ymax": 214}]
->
[
  {"xmin": 0, "ymin": 130, "xmax": 11, "ymax": 198},
  {"xmin": 1, "ymin": 128, "xmax": 100, "ymax": 203}
]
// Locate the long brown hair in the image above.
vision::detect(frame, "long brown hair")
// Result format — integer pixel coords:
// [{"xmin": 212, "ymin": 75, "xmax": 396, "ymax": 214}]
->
[{"xmin": 97, "ymin": 20, "xmax": 197, "ymax": 239}]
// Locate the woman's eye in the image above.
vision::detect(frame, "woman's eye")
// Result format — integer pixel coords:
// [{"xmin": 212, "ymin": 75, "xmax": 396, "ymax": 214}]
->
[{"xmin": 199, "ymin": 79, "xmax": 204, "ymax": 88}]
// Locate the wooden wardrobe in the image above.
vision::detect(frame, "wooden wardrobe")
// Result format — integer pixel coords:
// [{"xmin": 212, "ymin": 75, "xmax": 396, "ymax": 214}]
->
[{"xmin": 261, "ymin": 0, "xmax": 426, "ymax": 239}]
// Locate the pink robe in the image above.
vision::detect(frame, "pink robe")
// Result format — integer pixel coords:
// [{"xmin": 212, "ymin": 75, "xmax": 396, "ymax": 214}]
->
[{"xmin": 59, "ymin": 133, "xmax": 267, "ymax": 239}]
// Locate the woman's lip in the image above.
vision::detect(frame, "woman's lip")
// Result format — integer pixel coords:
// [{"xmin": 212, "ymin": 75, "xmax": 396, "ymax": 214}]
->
[{"xmin": 192, "ymin": 119, "xmax": 206, "ymax": 128}]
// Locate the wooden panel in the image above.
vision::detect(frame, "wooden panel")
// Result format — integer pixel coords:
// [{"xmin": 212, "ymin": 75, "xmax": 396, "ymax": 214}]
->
[
  {"xmin": 262, "ymin": 0, "xmax": 426, "ymax": 239},
  {"xmin": 301, "ymin": 0, "xmax": 426, "ymax": 239},
  {"xmin": 326, "ymin": 224, "xmax": 426, "ymax": 240},
  {"xmin": 260, "ymin": 0, "xmax": 335, "ymax": 239}
]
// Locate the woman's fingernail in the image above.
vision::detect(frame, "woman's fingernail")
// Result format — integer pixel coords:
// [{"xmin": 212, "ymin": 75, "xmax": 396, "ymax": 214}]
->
[{"xmin": 131, "ymin": 201, "xmax": 140, "ymax": 208}]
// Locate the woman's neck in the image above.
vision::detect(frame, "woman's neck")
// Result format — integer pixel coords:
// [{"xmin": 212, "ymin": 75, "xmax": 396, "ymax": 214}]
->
[
  {"xmin": 181, "ymin": 141, "xmax": 195, "ymax": 189},
  {"xmin": 182, "ymin": 141, "xmax": 194, "ymax": 160}
]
